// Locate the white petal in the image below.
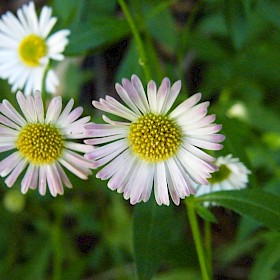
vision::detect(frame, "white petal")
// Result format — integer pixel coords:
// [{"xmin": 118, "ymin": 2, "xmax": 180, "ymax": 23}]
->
[{"xmin": 154, "ymin": 162, "xmax": 170, "ymax": 206}]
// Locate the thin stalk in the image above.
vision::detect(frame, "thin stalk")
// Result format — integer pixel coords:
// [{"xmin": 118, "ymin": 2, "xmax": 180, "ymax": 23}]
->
[
  {"xmin": 118, "ymin": 0, "xmax": 152, "ymax": 82},
  {"xmin": 186, "ymin": 200, "xmax": 211, "ymax": 280},
  {"xmin": 204, "ymin": 220, "xmax": 212, "ymax": 276}
]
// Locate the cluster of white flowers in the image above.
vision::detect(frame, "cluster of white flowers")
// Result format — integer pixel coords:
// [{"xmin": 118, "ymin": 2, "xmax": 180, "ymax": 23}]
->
[{"xmin": 0, "ymin": 2, "xmax": 251, "ymax": 205}]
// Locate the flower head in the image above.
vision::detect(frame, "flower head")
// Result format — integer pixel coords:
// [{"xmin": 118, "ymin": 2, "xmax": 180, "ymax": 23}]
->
[
  {"xmin": 85, "ymin": 75, "xmax": 225, "ymax": 206},
  {"xmin": 195, "ymin": 154, "xmax": 251, "ymax": 203},
  {"xmin": 0, "ymin": 91, "xmax": 95, "ymax": 196},
  {"xmin": 0, "ymin": 1, "xmax": 70, "ymax": 95}
]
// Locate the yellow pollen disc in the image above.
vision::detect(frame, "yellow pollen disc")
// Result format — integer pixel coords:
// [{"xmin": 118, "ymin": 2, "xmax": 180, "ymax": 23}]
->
[
  {"xmin": 128, "ymin": 113, "xmax": 182, "ymax": 163},
  {"xmin": 18, "ymin": 34, "xmax": 47, "ymax": 67},
  {"xmin": 16, "ymin": 123, "xmax": 64, "ymax": 165}
]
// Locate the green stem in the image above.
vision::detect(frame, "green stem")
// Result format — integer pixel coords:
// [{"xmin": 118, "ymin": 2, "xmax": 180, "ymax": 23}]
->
[
  {"xmin": 186, "ymin": 200, "xmax": 211, "ymax": 280},
  {"xmin": 118, "ymin": 0, "xmax": 152, "ymax": 82},
  {"xmin": 204, "ymin": 220, "xmax": 212, "ymax": 276},
  {"xmin": 41, "ymin": 66, "xmax": 49, "ymax": 103}
]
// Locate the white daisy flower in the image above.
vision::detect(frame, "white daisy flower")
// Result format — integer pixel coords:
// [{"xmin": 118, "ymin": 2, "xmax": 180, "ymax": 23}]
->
[
  {"xmin": 0, "ymin": 1, "xmax": 70, "ymax": 95},
  {"xmin": 84, "ymin": 75, "xmax": 225, "ymax": 206},
  {"xmin": 195, "ymin": 154, "xmax": 251, "ymax": 202},
  {"xmin": 0, "ymin": 91, "xmax": 95, "ymax": 196}
]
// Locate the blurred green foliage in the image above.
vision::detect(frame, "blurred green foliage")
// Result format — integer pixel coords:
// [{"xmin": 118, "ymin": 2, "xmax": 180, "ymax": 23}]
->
[{"xmin": 0, "ymin": 0, "xmax": 280, "ymax": 279}]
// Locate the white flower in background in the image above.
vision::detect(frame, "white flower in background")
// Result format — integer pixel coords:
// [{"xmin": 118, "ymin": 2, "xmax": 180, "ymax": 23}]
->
[
  {"xmin": 85, "ymin": 75, "xmax": 225, "ymax": 206},
  {"xmin": 195, "ymin": 154, "xmax": 251, "ymax": 203},
  {"xmin": 0, "ymin": 91, "xmax": 95, "ymax": 196},
  {"xmin": 226, "ymin": 102, "xmax": 248, "ymax": 120},
  {"xmin": 0, "ymin": 1, "xmax": 70, "ymax": 95}
]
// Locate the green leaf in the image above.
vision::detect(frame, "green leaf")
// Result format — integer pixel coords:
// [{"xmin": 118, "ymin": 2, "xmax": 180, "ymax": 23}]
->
[
  {"xmin": 258, "ymin": 0, "xmax": 280, "ymax": 29},
  {"xmin": 65, "ymin": 17, "xmax": 130, "ymax": 56},
  {"xmin": 195, "ymin": 204, "xmax": 217, "ymax": 223},
  {"xmin": 223, "ymin": 0, "xmax": 250, "ymax": 50},
  {"xmin": 52, "ymin": 0, "xmax": 84, "ymax": 27},
  {"xmin": 146, "ymin": 3, "xmax": 177, "ymax": 52},
  {"xmin": 116, "ymin": 40, "xmax": 143, "ymax": 83},
  {"xmin": 249, "ymin": 232, "xmax": 280, "ymax": 280},
  {"xmin": 133, "ymin": 200, "xmax": 175, "ymax": 280},
  {"xmin": 153, "ymin": 268, "xmax": 202, "ymax": 280},
  {"xmin": 196, "ymin": 190, "xmax": 280, "ymax": 231}
]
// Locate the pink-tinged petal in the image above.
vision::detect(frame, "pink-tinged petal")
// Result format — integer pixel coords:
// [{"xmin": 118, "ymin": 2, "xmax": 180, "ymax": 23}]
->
[
  {"xmin": 5, "ymin": 158, "xmax": 28, "ymax": 187},
  {"xmin": 188, "ymin": 133, "xmax": 225, "ymax": 143},
  {"xmin": 46, "ymin": 96, "xmax": 62, "ymax": 123},
  {"xmin": 21, "ymin": 164, "xmax": 34, "ymax": 194},
  {"xmin": 0, "ymin": 144, "xmax": 16, "ymax": 152},
  {"xmin": 0, "ymin": 100, "xmax": 26, "ymax": 126},
  {"xmin": 166, "ymin": 158, "xmax": 193, "ymax": 198},
  {"xmin": 123, "ymin": 160, "xmax": 142, "ymax": 200},
  {"xmin": 56, "ymin": 163, "xmax": 73, "ymax": 189},
  {"xmin": 85, "ymin": 124, "xmax": 128, "ymax": 137},
  {"xmin": 56, "ymin": 99, "xmax": 74, "ymax": 124},
  {"xmin": 38, "ymin": 166, "xmax": 47, "ymax": 195},
  {"xmin": 63, "ymin": 150, "xmax": 95, "ymax": 169},
  {"xmin": 16, "ymin": 91, "xmax": 33, "ymax": 122},
  {"xmin": 96, "ymin": 149, "xmax": 130, "ymax": 179},
  {"xmin": 0, "ymin": 114, "xmax": 21, "ymax": 130},
  {"xmin": 126, "ymin": 161, "xmax": 149, "ymax": 204},
  {"xmin": 154, "ymin": 162, "xmax": 169, "ymax": 206},
  {"xmin": 88, "ymin": 139, "xmax": 127, "ymax": 160},
  {"xmin": 34, "ymin": 90, "xmax": 44, "ymax": 123},
  {"xmin": 102, "ymin": 115, "xmax": 130, "ymax": 126},
  {"xmin": 0, "ymin": 152, "xmax": 21, "ymax": 177},
  {"xmin": 182, "ymin": 142, "xmax": 216, "ymax": 164},
  {"xmin": 29, "ymin": 165, "xmax": 39, "ymax": 189},
  {"xmin": 45, "ymin": 164, "xmax": 62, "ymax": 196},
  {"xmin": 0, "ymin": 125, "xmax": 18, "ymax": 135},
  {"xmin": 175, "ymin": 101, "xmax": 210, "ymax": 126},
  {"xmin": 147, "ymin": 80, "xmax": 157, "ymax": 113},
  {"xmin": 65, "ymin": 142, "xmax": 94, "ymax": 153},
  {"xmin": 131, "ymin": 75, "xmax": 150, "ymax": 109},
  {"xmin": 58, "ymin": 158, "xmax": 91, "ymax": 180},
  {"xmin": 115, "ymin": 83, "xmax": 141, "ymax": 115},
  {"xmin": 63, "ymin": 133, "xmax": 88, "ymax": 139},
  {"xmin": 185, "ymin": 137, "xmax": 224, "ymax": 150},
  {"xmin": 173, "ymin": 157, "xmax": 196, "ymax": 195},
  {"xmin": 0, "ymin": 136, "xmax": 17, "ymax": 143},
  {"xmin": 169, "ymin": 92, "xmax": 202, "ymax": 119},
  {"xmin": 156, "ymin": 77, "xmax": 170, "ymax": 114},
  {"xmin": 59, "ymin": 106, "xmax": 83, "ymax": 128},
  {"xmin": 26, "ymin": 96, "xmax": 37, "ymax": 122},
  {"xmin": 139, "ymin": 163, "xmax": 154, "ymax": 203},
  {"xmin": 85, "ymin": 134, "xmax": 125, "ymax": 145},
  {"xmin": 177, "ymin": 149, "xmax": 211, "ymax": 185},
  {"xmin": 106, "ymin": 95, "xmax": 140, "ymax": 118},
  {"xmin": 122, "ymin": 78, "xmax": 148, "ymax": 113},
  {"xmin": 162, "ymin": 80, "xmax": 181, "ymax": 114},
  {"xmin": 63, "ymin": 116, "xmax": 90, "ymax": 134},
  {"xmin": 187, "ymin": 124, "xmax": 222, "ymax": 135},
  {"xmin": 184, "ymin": 114, "xmax": 216, "ymax": 130},
  {"xmin": 88, "ymin": 148, "xmax": 124, "ymax": 168},
  {"xmin": 165, "ymin": 167, "xmax": 180, "ymax": 206},
  {"xmin": 107, "ymin": 154, "xmax": 136, "ymax": 191},
  {"xmin": 92, "ymin": 99, "xmax": 137, "ymax": 122}
]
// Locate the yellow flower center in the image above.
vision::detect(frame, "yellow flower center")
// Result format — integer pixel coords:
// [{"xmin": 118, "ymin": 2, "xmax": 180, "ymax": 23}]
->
[
  {"xmin": 16, "ymin": 123, "xmax": 64, "ymax": 165},
  {"xmin": 128, "ymin": 113, "xmax": 182, "ymax": 162},
  {"xmin": 18, "ymin": 34, "xmax": 47, "ymax": 67},
  {"xmin": 208, "ymin": 164, "xmax": 231, "ymax": 183}
]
